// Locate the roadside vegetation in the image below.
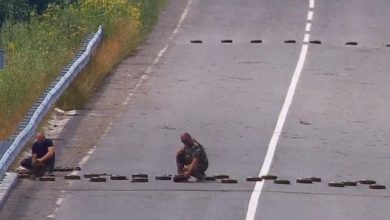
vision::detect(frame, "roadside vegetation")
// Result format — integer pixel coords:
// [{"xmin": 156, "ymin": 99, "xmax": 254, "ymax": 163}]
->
[{"xmin": 0, "ymin": 0, "xmax": 165, "ymax": 139}]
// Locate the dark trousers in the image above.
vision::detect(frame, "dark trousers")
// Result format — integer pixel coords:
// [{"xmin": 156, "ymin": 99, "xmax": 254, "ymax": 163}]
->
[
  {"xmin": 176, "ymin": 152, "xmax": 207, "ymax": 179},
  {"xmin": 20, "ymin": 156, "xmax": 55, "ymax": 173}
]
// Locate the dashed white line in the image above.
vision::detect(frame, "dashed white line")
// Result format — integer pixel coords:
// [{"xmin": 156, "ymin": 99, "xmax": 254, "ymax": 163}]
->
[
  {"xmin": 305, "ymin": 23, "xmax": 312, "ymax": 32},
  {"xmin": 303, "ymin": 33, "xmax": 310, "ymax": 43},
  {"xmin": 307, "ymin": 11, "xmax": 314, "ymax": 21},
  {"xmin": 47, "ymin": 191, "xmax": 66, "ymax": 219},
  {"xmin": 47, "ymin": 208, "xmax": 58, "ymax": 219},
  {"xmin": 309, "ymin": 0, "xmax": 315, "ymax": 8},
  {"xmin": 122, "ymin": 0, "xmax": 193, "ymax": 106},
  {"xmin": 55, "ymin": 197, "xmax": 64, "ymax": 206}
]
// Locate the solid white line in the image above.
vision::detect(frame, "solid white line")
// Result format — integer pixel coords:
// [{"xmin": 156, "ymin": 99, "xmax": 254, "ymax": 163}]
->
[
  {"xmin": 303, "ymin": 33, "xmax": 310, "ymax": 43},
  {"xmin": 305, "ymin": 23, "xmax": 312, "ymax": 32},
  {"xmin": 245, "ymin": 44, "xmax": 309, "ymax": 220},
  {"xmin": 307, "ymin": 11, "xmax": 314, "ymax": 20},
  {"xmin": 309, "ymin": 0, "xmax": 315, "ymax": 8},
  {"xmin": 122, "ymin": 0, "xmax": 192, "ymax": 106}
]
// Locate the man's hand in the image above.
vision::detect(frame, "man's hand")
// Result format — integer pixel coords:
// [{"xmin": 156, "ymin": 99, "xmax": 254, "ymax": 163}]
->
[
  {"xmin": 184, "ymin": 159, "xmax": 199, "ymax": 178},
  {"xmin": 183, "ymin": 172, "xmax": 191, "ymax": 178}
]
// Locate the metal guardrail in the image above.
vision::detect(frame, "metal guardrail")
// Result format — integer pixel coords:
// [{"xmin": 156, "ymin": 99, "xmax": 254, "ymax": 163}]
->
[{"xmin": 0, "ymin": 25, "xmax": 103, "ymax": 179}]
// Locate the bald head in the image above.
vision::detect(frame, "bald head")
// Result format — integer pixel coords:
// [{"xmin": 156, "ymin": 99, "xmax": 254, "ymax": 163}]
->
[
  {"xmin": 181, "ymin": 132, "xmax": 194, "ymax": 147},
  {"xmin": 36, "ymin": 132, "xmax": 46, "ymax": 143}
]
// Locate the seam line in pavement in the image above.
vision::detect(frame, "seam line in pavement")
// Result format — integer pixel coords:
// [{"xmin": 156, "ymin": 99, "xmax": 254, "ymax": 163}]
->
[
  {"xmin": 245, "ymin": 1, "xmax": 315, "ymax": 219},
  {"xmin": 263, "ymin": 190, "xmax": 390, "ymax": 199},
  {"xmin": 14, "ymin": 187, "xmax": 390, "ymax": 199}
]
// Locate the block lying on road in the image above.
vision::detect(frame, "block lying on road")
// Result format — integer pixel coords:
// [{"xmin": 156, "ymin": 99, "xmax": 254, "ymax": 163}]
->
[
  {"xmin": 274, "ymin": 179, "xmax": 290, "ymax": 185},
  {"xmin": 261, "ymin": 175, "xmax": 277, "ymax": 180},
  {"xmin": 173, "ymin": 175, "xmax": 188, "ymax": 183},
  {"xmin": 342, "ymin": 181, "xmax": 357, "ymax": 186},
  {"xmin": 39, "ymin": 177, "xmax": 55, "ymax": 182},
  {"xmin": 328, "ymin": 182, "xmax": 344, "ymax": 187},
  {"xmin": 296, "ymin": 178, "xmax": 313, "ymax": 184},
  {"xmin": 90, "ymin": 177, "xmax": 106, "ymax": 182},
  {"xmin": 64, "ymin": 175, "xmax": 81, "ymax": 180},
  {"xmin": 214, "ymin": 174, "xmax": 229, "ymax": 179},
  {"xmin": 205, "ymin": 176, "xmax": 216, "ymax": 181},
  {"xmin": 359, "ymin": 179, "xmax": 376, "ymax": 185},
  {"xmin": 110, "ymin": 175, "xmax": 128, "ymax": 180},
  {"xmin": 155, "ymin": 175, "xmax": 172, "ymax": 181},
  {"xmin": 246, "ymin": 177, "xmax": 262, "ymax": 182},
  {"xmin": 369, "ymin": 184, "xmax": 386, "ymax": 190},
  {"xmin": 132, "ymin": 174, "xmax": 148, "ymax": 179},
  {"xmin": 221, "ymin": 179, "xmax": 238, "ymax": 184},
  {"xmin": 310, "ymin": 177, "xmax": 322, "ymax": 182}
]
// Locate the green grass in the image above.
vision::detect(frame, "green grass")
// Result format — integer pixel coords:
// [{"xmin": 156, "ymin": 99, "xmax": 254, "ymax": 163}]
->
[{"xmin": 0, "ymin": 0, "xmax": 166, "ymax": 139}]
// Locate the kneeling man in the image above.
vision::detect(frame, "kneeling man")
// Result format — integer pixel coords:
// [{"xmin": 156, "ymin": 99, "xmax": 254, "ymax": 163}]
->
[{"xmin": 176, "ymin": 132, "xmax": 208, "ymax": 181}]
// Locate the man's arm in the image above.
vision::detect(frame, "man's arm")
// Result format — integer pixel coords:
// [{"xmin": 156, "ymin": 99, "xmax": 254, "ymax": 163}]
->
[
  {"xmin": 32, "ymin": 154, "xmax": 37, "ymax": 163},
  {"xmin": 37, "ymin": 147, "xmax": 55, "ymax": 163},
  {"xmin": 184, "ymin": 158, "xmax": 198, "ymax": 177},
  {"xmin": 32, "ymin": 143, "xmax": 38, "ymax": 163}
]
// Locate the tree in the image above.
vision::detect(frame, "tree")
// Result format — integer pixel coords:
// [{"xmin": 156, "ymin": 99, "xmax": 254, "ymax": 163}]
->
[
  {"xmin": 28, "ymin": 0, "xmax": 73, "ymax": 15},
  {"xmin": 0, "ymin": 0, "xmax": 30, "ymax": 24},
  {"xmin": 0, "ymin": 0, "xmax": 73, "ymax": 25}
]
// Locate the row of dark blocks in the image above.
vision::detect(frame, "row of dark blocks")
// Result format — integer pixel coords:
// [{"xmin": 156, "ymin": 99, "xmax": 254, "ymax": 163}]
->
[
  {"xmin": 190, "ymin": 39, "xmax": 390, "ymax": 47},
  {"xmin": 17, "ymin": 168, "xmax": 386, "ymax": 189}
]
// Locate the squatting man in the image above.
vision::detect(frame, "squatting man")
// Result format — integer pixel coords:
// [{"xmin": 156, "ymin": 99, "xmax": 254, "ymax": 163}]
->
[
  {"xmin": 176, "ymin": 132, "xmax": 209, "ymax": 181},
  {"xmin": 20, "ymin": 132, "xmax": 56, "ymax": 176}
]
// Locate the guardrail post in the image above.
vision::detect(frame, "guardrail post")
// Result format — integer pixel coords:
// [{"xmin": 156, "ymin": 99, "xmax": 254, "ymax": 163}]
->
[{"xmin": 0, "ymin": 49, "xmax": 4, "ymax": 70}]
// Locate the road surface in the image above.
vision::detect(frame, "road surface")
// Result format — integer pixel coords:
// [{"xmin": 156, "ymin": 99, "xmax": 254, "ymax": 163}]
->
[{"xmin": 2, "ymin": 0, "xmax": 390, "ymax": 219}]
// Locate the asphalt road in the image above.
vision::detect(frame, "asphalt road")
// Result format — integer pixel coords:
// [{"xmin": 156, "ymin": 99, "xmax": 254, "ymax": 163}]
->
[{"xmin": 2, "ymin": 0, "xmax": 390, "ymax": 219}]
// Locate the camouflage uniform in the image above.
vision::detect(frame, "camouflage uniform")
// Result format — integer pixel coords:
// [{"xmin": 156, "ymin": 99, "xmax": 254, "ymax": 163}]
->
[{"xmin": 176, "ymin": 140, "xmax": 209, "ymax": 179}]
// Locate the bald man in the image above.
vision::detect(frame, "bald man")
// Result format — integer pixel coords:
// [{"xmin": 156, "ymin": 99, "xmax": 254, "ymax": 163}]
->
[
  {"xmin": 176, "ymin": 133, "xmax": 209, "ymax": 181},
  {"xmin": 20, "ymin": 132, "xmax": 56, "ymax": 174}
]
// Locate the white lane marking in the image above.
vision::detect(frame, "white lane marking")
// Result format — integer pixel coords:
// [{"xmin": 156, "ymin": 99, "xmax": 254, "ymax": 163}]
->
[
  {"xmin": 47, "ymin": 208, "xmax": 58, "ymax": 219},
  {"xmin": 122, "ymin": 0, "xmax": 193, "ymax": 106},
  {"xmin": 303, "ymin": 33, "xmax": 310, "ymax": 43},
  {"xmin": 55, "ymin": 197, "xmax": 64, "ymax": 206},
  {"xmin": 245, "ymin": 43, "xmax": 310, "ymax": 220},
  {"xmin": 246, "ymin": 0, "xmax": 314, "ymax": 218},
  {"xmin": 68, "ymin": 146, "xmax": 97, "ymax": 176},
  {"xmin": 307, "ymin": 11, "xmax": 314, "ymax": 21},
  {"xmin": 47, "ymin": 191, "xmax": 66, "ymax": 218},
  {"xmin": 309, "ymin": 0, "xmax": 315, "ymax": 8},
  {"xmin": 305, "ymin": 23, "xmax": 312, "ymax": 32}
]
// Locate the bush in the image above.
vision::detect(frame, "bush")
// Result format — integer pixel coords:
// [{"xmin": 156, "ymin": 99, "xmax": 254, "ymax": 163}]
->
[{"xmin": 0, "ymin": 0, "xmax": 165, "ymax": 139}]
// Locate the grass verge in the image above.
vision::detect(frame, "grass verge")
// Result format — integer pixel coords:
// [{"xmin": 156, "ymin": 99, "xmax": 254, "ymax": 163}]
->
[{"xmin": 0, "ymin": 0, "xmax": 166, "ymax": 139}]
